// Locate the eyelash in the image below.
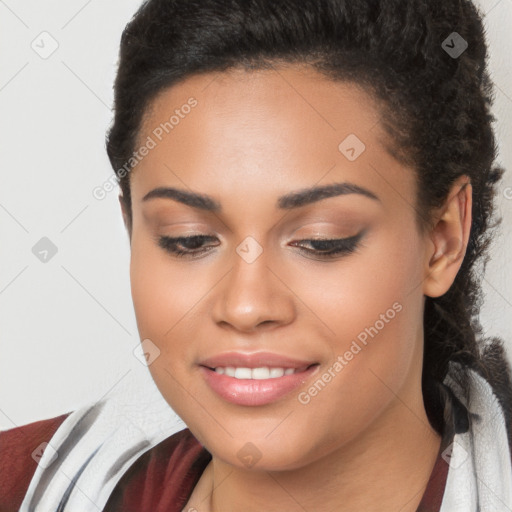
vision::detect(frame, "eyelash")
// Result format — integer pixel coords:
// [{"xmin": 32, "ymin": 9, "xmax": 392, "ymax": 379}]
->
[{"xmin": 157, "ymin": 233, "xmax": 363, "ymax": 260}]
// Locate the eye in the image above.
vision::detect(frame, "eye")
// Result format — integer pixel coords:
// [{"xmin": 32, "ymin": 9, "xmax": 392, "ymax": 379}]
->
[
  {"xmin": 157, "ymin": 232, "xmax": 364, "ymax": 260},
  {"xmin": 289, "ymin": 232, "xmax": 364, "ymax": 259},
  {"xmin": 157, "ymin": 235, "xmax": 219, "ymax": 258}
]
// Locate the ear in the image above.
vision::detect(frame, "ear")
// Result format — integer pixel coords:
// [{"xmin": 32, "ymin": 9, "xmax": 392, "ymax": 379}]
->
[
  {"xmin": 422, "ymin": 176, "xmax": 472, "ymax": 298},
  {"xmin": 118, "ymin": 194, "xmax": 132, "ymax": 242}
]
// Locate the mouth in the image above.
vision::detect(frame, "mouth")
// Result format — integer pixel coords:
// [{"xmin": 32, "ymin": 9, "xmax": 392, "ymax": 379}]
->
[
  {"xmin": 202, "ymin": 363, "xmax": 317, "ymax": 379},
  {"xmin": 199, "ymin": 361, "xmax": 320, "ymax": 406}
]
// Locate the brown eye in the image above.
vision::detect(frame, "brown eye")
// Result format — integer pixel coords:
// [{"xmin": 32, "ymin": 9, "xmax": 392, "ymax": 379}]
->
[
  {"xmin": 290, "ymin": 232, "xmax": 364, "ymax": 259},
  {"xmin": 157, "ymin": 235, "xmax": 219, "ymax": 258}
]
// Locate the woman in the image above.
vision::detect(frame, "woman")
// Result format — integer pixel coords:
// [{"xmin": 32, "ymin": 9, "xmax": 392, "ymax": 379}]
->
[{"xmin": 1, "ymin": 0, "xmax": 511, "ymax": 510}]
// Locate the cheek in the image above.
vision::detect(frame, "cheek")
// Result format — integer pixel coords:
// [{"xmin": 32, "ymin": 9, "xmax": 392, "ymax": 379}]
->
[
  {"xmin": 129, "ymin": 235, "xmax": 195, "ymax": 353},
  {"xmin": 293, "ymin": 223, "xmax": 423, "ymax": 337},
  {"xmin": 129, "ymin": 237, "xmax": 205, "ymax": 412},
  {"xmin": 292, "ymin": 224, "xmax": 425, "ymax": 412}
]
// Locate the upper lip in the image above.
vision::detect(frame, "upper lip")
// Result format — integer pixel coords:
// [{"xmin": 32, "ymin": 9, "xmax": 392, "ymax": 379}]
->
[{"xmin": 199, "ymin": 351, "xmax": 318, "ymax": 370}]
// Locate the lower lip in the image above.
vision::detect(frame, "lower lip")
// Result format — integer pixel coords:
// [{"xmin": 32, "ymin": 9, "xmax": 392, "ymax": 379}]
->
[{"xmin": 199, "ymin": 364, "xmax": 320, "ymax": 406}]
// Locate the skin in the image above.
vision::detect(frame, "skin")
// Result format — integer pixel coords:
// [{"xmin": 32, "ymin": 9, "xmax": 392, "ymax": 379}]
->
[{"xmin": 120, "ymin": 64, "xmax": 472, "ymax": 512}]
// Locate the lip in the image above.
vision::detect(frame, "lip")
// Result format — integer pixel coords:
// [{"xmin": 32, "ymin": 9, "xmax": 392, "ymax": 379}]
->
[
  {"xmin": 199, "ymin": 362, "xmax": 320, "ymax": 407},
  {"xmin": 199, "ymin": 351, "xmax": 317, "ymax": 371}
]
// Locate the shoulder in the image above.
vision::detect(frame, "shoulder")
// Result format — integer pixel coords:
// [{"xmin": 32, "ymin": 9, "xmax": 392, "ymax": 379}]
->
[
  {"xmin": 0, "ymin": 412, "xmax": 70, "ymax": 512},
  {"xmin": 104, "ymin": 427, "xmax": 212, "ymax": 511},
  {"xmin": 477, "ymin": 339, "xmax": 512, "ymax": 457}
]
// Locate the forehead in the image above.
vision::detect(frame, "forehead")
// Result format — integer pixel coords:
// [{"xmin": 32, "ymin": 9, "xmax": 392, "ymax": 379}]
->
[
  {"xmin": 138, "ymin": 64, "xmax": 384, "ymax": 157},
  {"xmin": 131, "ymin": 64, "xmax": 416, "ymax": 218}
]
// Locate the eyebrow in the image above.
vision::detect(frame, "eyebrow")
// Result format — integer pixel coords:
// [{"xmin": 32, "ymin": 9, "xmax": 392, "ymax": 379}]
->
[{"xmin": 141, "ymin": 181, "xmax": 380, "ymax": 212}]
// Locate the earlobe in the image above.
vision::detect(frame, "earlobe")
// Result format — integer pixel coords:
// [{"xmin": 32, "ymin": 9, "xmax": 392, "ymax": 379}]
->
[{"xmin": 423, "ymin": 177, "xmax": 472, "ymax": 298}]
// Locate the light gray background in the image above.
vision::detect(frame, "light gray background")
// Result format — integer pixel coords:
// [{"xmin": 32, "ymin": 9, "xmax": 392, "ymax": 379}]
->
[{"xmin": 0, "ymin": 0, "xmax": 511, "ymax": 429}]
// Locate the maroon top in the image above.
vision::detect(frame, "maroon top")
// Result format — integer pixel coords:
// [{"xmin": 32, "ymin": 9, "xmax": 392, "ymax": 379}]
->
[
  {"xmin": 0, "ymin": 411, "xmax": 452, "ymax": 512},
  {"xmin": 0, "ymin": 412, "xmax": 69, "ymax": 512}
]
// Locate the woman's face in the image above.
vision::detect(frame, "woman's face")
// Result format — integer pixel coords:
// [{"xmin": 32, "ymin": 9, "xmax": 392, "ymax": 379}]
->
[{"xmin": 127, "ymin": 65, "xmax": 432, "ymax": 470}]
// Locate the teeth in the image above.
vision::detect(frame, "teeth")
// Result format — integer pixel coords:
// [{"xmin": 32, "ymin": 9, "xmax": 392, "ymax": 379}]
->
[
  {"xmin": 214, "ymin": 366, "xmax": 298, "ymax": 379},
  {"xmin": 234, "ymin": 367, "xmax": 252, "ymax": 379}
]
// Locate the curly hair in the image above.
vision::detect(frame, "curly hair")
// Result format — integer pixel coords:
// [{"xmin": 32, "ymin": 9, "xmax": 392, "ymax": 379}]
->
[{"xmin": 105, "ymin": 0, "xmax": 512, "ymax": 440}]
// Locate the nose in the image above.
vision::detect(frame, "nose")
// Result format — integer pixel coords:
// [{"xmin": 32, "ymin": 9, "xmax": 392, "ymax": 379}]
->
[{"xmin": 212, "ymin": 245, "xmax": 296, "ymax": 334}]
